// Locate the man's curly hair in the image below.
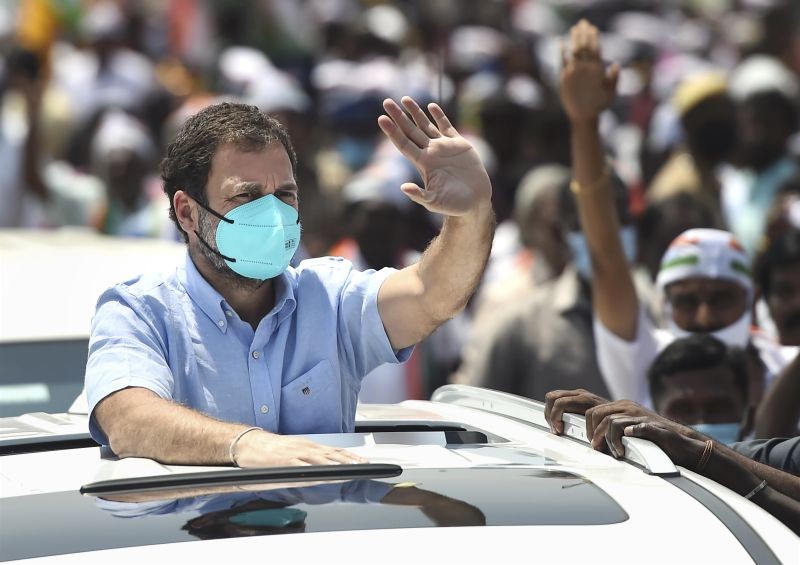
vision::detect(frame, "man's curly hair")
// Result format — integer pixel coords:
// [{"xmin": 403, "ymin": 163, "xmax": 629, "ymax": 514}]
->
[{"xmin": 161, "ymin": 102, "xmax": 297, "ymax": 241}]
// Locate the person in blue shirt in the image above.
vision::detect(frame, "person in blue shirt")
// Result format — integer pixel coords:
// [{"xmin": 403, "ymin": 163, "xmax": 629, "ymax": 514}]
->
[{"xmin": 86, "ymin": 97, "xmax": 494, "ymax": 468}]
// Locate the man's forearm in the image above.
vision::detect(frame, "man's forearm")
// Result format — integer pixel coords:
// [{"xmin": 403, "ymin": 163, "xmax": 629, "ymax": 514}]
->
[
  {"xmin": 379, "ymin": 206, "xmax": 494, "ymax": 350},
  {"xmin": 570, "ymin": 119, "xmax": 639, "ymax": 340},
  {"xmin": 417, "ymin": 206, "xmax": 494, "ymax": 322},
  {"xmin": 96, "ymin": 387, "xmax": 246, "ymax": 465}
]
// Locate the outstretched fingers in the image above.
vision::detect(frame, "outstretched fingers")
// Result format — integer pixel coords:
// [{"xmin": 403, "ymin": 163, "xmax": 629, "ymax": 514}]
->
[
  {"xmin": 428, "ymin": 102, "xmax": 458, "ymax": 137},
  {"xmin": 378, "ymin": 114, "xmax": 422, "ymax": 161},
  {"xmin": 401, "ymin": 96, "xmax": 442, "ymax": 139},
  {"xmin": 381, "ymin": 98, "xmax": 429, "ymax": 149}
]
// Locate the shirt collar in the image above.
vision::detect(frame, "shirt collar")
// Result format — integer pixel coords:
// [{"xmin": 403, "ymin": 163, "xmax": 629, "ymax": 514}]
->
[
  {"xmin": 178, "ymin": 252, "xmax": 298, "ymax": 332},
  {"xmin": 553, "ymin": 266, "xmax": 591, "ymax": 314},
  {"xmin": 271, "ymin": 266, "xmax": 297, "ymax": 326},
  {"xmin": 179, "ymin": 253, "xmax": 230, "ymax": 333}
]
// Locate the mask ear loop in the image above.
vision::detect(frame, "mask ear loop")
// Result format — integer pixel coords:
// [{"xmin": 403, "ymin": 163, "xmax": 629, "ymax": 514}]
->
[{"xmin": 188, "ymin": 195, "xmax": 237, "ymax": 263}]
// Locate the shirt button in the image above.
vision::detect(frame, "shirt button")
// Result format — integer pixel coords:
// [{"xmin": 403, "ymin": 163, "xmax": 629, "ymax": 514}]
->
[
  {"xmin": 260, "ymin": 405, "xmax": 269, "ymax": 414},
  {"xmin": 252, "ymin": 351, "xmax": 261, "ymax": 359},
  {"xmin": 217, "ymin": 320, "xmax": 225, "ymax": 328},
  {"xmin": 225, "ymin": 310, "xmax": 233, "ymax": 318}
]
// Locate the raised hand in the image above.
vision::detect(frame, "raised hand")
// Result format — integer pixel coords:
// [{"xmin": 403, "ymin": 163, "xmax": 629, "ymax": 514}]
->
[
  {"xmin": 559, "ymin": 19, "xmax": 619, "ymax": 123},
  {"xmin": 378, "ymin": 96, "xmax": 492, "ymax": 217}
]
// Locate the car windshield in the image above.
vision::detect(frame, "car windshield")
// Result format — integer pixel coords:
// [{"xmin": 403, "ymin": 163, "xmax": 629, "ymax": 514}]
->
[
  {"xmin": 0, "ymin": 339, "xmax": 88, "ymax": 417},
  {"xmin": 2, "ymin": 468, "xmax": 627, "ymax": 561}
]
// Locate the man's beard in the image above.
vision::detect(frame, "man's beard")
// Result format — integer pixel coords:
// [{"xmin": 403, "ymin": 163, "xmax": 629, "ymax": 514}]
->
[{"xmin": 195, "ymin": 208, "xmax": 266, "ymax": 292}]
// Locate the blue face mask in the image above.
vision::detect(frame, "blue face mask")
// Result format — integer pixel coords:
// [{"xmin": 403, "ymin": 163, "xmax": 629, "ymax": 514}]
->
[
  {"xmin": 690, "ymin": 422, "xmax": 741, "ymax": 445},
  {"xmin": 195, "ymin": 194, "xmax": 301, "ymax": 281},
  {"xmin": 566, "ymin": 226, "xmax": 638, "ymax": 280},
  {"xmin": 229, "ymin": 507, "xmax": 307, "ymax": 528}
]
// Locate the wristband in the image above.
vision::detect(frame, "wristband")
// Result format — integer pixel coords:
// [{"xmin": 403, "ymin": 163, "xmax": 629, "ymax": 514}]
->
[
  {"xmin": 744, "ymin": 479, "xmax": 768, "ymax": 500},
  {"xmin": 570, "ymin": 166, "xmax": 610, "ymax": 194},
  {"xmin": 229, "ymin": 426, "xmax": 261, "ymax": 467},
  {"xmin": 695, "ymin": 440, "xmax": 714, "ymax": 473}
]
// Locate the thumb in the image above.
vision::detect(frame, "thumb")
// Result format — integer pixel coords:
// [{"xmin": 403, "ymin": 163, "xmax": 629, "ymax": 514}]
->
[
  {"xmin": 606, "ymin": 62, "xmax": 620, "ymax": 93},
  {"xmin": 400, "ymin": 183, "xmax": 432, "ymax": 206}
]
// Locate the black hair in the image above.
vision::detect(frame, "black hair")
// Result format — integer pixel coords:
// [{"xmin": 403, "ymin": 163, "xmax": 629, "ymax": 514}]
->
[
  {"xmin": 755, "ymin": 229, "xmax": 800, "ymax": 298},
  {"xmin": 741, "ymin": 90, "xmax": 799, "ymax": 135},
  {"xmin": 647, "ymin": 334, "xmax": 749, "ymax": 403},
  {"xmin": 160, "ymin": 102, "xmax": 297, "ymax": 241}
]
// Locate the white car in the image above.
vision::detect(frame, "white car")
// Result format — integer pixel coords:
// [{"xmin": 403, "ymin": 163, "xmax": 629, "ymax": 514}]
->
[
  {"xmin": 1, "ymin": 385, "xmax": 797, "ymax": 564},
  {"xmin": 0, "ymin": 229, "xmax": 184, "ymax": 417}
]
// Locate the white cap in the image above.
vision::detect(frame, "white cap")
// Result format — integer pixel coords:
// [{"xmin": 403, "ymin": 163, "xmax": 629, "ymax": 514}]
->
[
  {"xmin": 729, "ymin": 55, "xmax": 799, "ymax": 100},
  {"xmin": 91, "ymin": 111, "xmax": 155, "ymax": 163},
  {"xmin": 656, "ymin": 228, "xmax": 752, "ymax": 292}
]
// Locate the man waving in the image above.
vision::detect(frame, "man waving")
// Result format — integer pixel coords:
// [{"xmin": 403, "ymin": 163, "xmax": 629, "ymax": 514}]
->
[{"xmin": 86, "ymin": 97, "xmax": 494, "ymax": 467}]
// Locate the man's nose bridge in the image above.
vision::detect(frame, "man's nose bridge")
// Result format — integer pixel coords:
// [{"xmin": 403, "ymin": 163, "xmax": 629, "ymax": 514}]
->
[{"xmin": 694, "ymin": 299, "xmax": 714, "ymax": 327}]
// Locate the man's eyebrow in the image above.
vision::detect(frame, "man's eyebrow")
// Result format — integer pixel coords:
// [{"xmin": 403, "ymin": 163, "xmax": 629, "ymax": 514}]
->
[{"xmin": 228, "ymin": 181, "xmax": 298, "ymax": 193}]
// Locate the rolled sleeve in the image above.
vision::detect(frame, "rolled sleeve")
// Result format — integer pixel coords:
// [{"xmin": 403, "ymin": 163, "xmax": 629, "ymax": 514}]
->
[
  {"xmin": 338, "ymin": 266, "xmax": 413, "ymax": 381},
  {"xmin": 85, "ymin": 287, "xmax": 174, "ymax": 444}
]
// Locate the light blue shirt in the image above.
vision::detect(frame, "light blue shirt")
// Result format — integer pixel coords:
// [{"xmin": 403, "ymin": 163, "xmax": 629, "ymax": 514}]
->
[{"xmin": 85, "ymin": 254, "xmax": 411, "ymax": 444}]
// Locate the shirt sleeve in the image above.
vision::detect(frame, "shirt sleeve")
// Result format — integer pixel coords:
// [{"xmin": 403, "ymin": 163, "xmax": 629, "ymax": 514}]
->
[
  {"xmin": 336, "ymin": 265, "xmax": 414, "ymax": 381},
  {"xmin": 593, "ymin": 305, "xmax": 668, "ymax": 407},
  {"xmin": 729, "ymin": 437, "xmax": 800, "ymax": 475},
  {"xmin": 85, "ymin": 285, "xmax": 174, "ymax": 445}
]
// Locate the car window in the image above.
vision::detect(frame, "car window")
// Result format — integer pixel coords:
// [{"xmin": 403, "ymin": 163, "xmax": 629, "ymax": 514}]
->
[{"xmin": 0, "ymin": 339, "xmax": 88, "ymax": 417}]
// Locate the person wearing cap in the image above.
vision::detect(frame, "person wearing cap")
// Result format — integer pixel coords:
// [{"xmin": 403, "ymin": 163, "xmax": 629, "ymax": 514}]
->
[
  {"xmin": 86, "ymin": 97, "xmax": 494, "ymax": 468},
  {"xmin": 646, "ymin": 71, "xmax": 737, "ymax": 227},
  {"xmin": 719, "ymin": 55, "xmax": 800, "ymax": 256},
  {"xmin": 558, "ymin": 20, "xmax": 791, "ymax": 410}
]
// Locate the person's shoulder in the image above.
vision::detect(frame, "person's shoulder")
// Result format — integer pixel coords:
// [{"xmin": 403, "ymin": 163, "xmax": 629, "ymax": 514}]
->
[
  {"xmin": 292, "ymin": 256, "xmax": 366, "ymax": 285},
  {"xmin": 295, "ymin": 256, "xmax": 357, "ymax": 273},
  {"xmin": 97, "ymin": 269, "xmax": 181, "ymax": 310}
]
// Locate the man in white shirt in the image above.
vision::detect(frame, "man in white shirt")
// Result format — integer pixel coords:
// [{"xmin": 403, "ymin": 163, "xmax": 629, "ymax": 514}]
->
[{"xmin": 559, "ymin": 20, "xmax": 794, "ymax": 409}]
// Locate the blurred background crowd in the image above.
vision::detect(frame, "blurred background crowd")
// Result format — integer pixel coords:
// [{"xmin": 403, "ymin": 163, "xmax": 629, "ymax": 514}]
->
[{"xmin": 1, "ymin": 0, "xmax": 799, "ymax": 419}]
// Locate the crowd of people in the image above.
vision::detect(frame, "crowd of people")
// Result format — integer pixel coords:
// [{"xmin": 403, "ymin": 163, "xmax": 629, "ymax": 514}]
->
[
  {"xmin": 2, "ymin": 0, "xmax": 800, "ymax": 523},
  {"xmin": 0, "ymin": 0, "xmax": 800, "ymax": 531}
]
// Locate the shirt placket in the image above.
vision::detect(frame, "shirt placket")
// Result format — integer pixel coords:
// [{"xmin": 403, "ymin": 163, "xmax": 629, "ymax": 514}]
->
[{"xmin": 250, "ymin": 315, "xmax": 278, "ymax": 431}]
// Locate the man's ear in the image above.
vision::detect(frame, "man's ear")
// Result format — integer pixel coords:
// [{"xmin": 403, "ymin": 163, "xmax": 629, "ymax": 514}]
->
[{"xmin": 174, "ymin": 190, "xmax": 197, "ymax": 236}]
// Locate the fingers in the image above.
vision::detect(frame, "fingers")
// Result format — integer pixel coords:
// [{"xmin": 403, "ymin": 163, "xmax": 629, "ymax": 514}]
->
[
  {"xmin": 569, "ymin": 19, "xmax": 601, "ymax": 62},
  {"xmin": 544, "ymin": 389, "xmax": 591, "ymax": 435},
  {"xmin": 298, "ymin": 447, "xmax": 367, "ymax": 466},
  {"xmin": 378, "ymin": 115, "xmax": 421, "ymax": 161},
  {"xmin": 428, "ymin": 102, "xmax": 458, "ymax": 137},
  {"xmin": 381, "ymin": 99, "xmax": 429, "ymax": 149},
  {"xmin": 401, "ymin": 97, "xmax": 441, "ymax": 139},
  {"xmin": 400, "ymin": 182, "xmax": 432, "ymax": 206},
  {"xmin": 586, "ymin": 400, "xmax": 647, "ymax": 450},
  {"xmin": 604, "ymin": 414, "xmax": 644, "ymax": 458},
  {"xmin": 606, "ymin": 62, "xmax": 620, "ymax": 93}
]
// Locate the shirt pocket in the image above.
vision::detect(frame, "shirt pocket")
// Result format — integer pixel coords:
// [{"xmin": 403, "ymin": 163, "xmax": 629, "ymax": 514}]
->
[{"xmin": 279, "ymin": 359, "xmax": 342, "ymax": 435}]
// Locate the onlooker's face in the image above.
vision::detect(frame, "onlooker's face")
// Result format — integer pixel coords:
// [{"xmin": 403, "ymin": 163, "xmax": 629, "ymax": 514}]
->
[
  {"xmin": 654, "ymin": 366, "xmax": 745, "ymax": 425},
  {"xmin": 766, "ymin": 264, "xmax": 800, "ymax": 345},
  {"xmin": 666, "ymin": 278, "xmax": 748, "ymax": 332}
]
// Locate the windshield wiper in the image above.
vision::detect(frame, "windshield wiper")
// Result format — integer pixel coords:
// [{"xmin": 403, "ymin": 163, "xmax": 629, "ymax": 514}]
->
[{"xmin": 80, "ymin": 463, "xmax": 402, "ymax": 496}]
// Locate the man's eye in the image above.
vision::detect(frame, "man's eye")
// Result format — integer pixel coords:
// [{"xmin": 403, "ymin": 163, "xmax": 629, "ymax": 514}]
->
[{"xmin": 279, "ymin": 192, "xmax": 298, "ymax": 202}]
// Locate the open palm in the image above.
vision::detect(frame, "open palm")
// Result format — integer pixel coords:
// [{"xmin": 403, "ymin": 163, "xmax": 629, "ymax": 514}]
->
[
  {"xmin": 559, "ymin": 20, "xmax": 619, "ymax": 122},
  {"xmin": 378, "ymin": 97, "xmax": 492, "ymax": 217}
]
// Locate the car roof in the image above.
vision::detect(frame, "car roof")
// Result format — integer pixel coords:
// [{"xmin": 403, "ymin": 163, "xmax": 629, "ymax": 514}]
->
[
  {"xmin": 0, "ymin": 228, "xmax": 184, "ymax": 343},
  {"xmin": 1, "ymin": 386, "xmax": 796, "ymax": 564}
]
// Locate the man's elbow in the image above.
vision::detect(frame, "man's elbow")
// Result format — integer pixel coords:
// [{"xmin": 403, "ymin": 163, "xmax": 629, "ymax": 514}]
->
[{"xmin": 94, "ymin": 389, "xmax": 152, "ymax": 458}]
